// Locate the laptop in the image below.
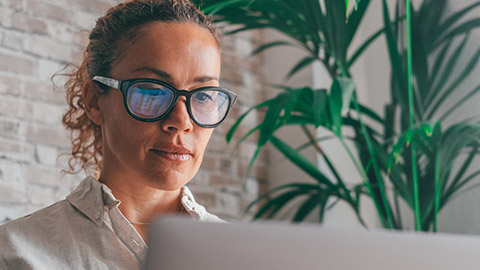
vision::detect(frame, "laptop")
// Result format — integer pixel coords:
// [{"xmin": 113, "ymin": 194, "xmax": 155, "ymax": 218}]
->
[{"xmin": 144, "ymin": 216, "xmax": 480, "ymax": 270}]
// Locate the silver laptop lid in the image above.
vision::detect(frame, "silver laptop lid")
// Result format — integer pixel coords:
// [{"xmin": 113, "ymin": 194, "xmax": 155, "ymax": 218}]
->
[{"xmin": 145, "ymin": 216, "xmax": 480, "ymax": 270}]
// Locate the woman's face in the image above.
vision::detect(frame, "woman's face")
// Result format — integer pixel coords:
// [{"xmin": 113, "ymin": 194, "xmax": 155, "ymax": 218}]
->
[{"xmin": 98, "ymin": 22, "xmax": 221, "ymax": 191}]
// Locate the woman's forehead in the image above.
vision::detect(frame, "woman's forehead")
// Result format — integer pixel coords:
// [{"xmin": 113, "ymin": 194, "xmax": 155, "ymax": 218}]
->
[{"xmin": 111, "ymin": 22, "xmax": 221, "ymax": 86}]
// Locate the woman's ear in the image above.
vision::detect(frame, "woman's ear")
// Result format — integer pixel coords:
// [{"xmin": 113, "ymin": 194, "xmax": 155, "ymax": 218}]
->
[{"xmin": 82, "ymin": 81, "xmax": 104, "ymax": 125}]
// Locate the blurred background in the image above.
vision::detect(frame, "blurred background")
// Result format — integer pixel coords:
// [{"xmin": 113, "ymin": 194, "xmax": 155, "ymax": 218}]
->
[{"xmin": 0, "ymin": 0, "xmax": 479, "ymax": 234}]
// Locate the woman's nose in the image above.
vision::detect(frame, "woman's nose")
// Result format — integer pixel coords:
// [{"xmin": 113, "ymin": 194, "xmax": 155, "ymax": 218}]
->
[{"xmin": 161, "ymin": 98, "xmax": 193, "ymax": 133}]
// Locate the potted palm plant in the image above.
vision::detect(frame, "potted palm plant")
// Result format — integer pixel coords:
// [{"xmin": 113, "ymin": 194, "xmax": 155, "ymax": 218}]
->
[{"xmin": 195, "ymin": 0, "xmax": 480, "ymax": 231}]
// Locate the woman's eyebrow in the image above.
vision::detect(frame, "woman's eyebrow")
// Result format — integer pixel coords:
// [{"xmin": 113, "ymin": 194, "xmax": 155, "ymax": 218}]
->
[
  {"xmin": 132, "ymin": 67, "xmax": 172, "ymax": 80},
  {"xmin": 132, "ymin": 67, "xmax": 219, "ymax": 83},
  {"xmin": 194, "ymin": 75, "xmax": 219, "ymax": 83}
]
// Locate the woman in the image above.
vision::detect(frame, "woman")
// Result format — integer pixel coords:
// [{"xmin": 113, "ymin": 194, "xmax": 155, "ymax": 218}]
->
[{"xmin": 0, "ymin": 0, "xmax": 236, "ymax": 269}]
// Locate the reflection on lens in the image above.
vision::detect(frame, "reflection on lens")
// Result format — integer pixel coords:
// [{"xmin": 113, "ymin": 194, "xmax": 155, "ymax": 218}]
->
[
  {"xmin": 127, "ymin": 83, "xmax": 173, "ymax": 118},
  {"xmin": 191, "ymin": 90, "xmax": 229, "ymax": 125}
]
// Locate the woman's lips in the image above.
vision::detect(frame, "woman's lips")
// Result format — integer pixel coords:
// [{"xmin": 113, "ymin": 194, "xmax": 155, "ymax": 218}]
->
[{"xmin": 149, "ymin": 146, "xmax": 192, "ymax": 162}]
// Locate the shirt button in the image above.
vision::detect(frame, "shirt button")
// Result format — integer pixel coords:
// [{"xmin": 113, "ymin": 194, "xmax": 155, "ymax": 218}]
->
[{"xmin": 95, "ymin": 211, "xmax": 102, "ymax": 219}]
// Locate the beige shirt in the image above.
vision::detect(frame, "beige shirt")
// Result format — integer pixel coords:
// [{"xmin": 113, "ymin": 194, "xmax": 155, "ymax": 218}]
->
[{"xmin": 0, "ymin": 176, "xmax": 222, "ymax": 270}]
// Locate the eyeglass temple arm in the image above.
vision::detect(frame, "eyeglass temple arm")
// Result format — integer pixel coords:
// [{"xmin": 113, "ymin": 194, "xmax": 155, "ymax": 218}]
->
[{"xmin": 92, "ymin": 76, "xmax": 120, "ymax": 89}]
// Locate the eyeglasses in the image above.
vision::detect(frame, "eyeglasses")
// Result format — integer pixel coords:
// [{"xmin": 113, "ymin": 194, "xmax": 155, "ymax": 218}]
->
[{"xmin": 92, "ymin": 76, "xmax": 237, "ymax": 128}]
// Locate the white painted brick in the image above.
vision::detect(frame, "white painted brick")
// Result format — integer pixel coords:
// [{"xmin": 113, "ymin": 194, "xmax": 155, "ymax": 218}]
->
[
  {"xmin": 0, "ymin": 95, "xmax": 33, "ymax": 120},
  {"xmin": 0, "ymin": 0, "xmax": 24, "ymax": 11},
  {"xmin": 235, "ymin": 37, "xmax": 253, "ymax": 58},
  {"xmin": 32, "ymin": 102, "xmax": 64, "ymax": 124},
  {"xmin": 239, "ymin": 140, "xmax": 258, "ymax": 159},
  {"xmin": 1, "ymin": 30, "xmax": 23, "ymax": 51},
  {"xmin": 244, "ymin": 177, "xmax": 259, "ymax": 200},
  {"xmin": 37, "ymin": 58, "xmax": 65, "ymax": 81},
  {"xmin": 26, "ymin": 166, "xmax": 72, "ymax": 188},
  {"xmin": 218, "ymin": 190, "xmax": 240, "ymax": 215},
  {"xmin": 61, "ymin": 172, "xmax": 86, "ymax": 188},
  {"xmin": 0, "ymin": 7, "xmax": 13, "ymax": 27},
  {"xmin": 0, "ymin": 159, "xmax": 23, "ymax": 182},
  {"xmin": 70, "ymin": 9, "xmax": 101, "ymax": 30},
  {"xmin": 22, "ymin": 80, "xmax": 65, "ymax": 104},
  {"xmin": 0, "ymin": 137, "xmax": 34, "ymax": 162},
  {"xmin": 55, "ymin": 187, "xmax": 73, "ymax": 201},
  {"xmin": 0, "ymin": 205, "xmax": 31, "ymax": 225},
  {"xmin": 28, "ymin": 184, "xmax": 56, "ymax": 206},
  {"xmin": 0, "ymin": 51, "xmax": 36, "ymax": 75},
  {"xmin": 25, "ymin": 0, "xmax": 70, "ymax": 22},
  {"xmin": 190, "ymin": 168, "xmax": 210, "ymax": 186},
  {"xmin": 0, "ymin": 96, "xmax": 65, "ymax": 125},
  {"xmin": 0, "ymin": 73, "xmax": 23, "ymax": 95},
  {"xmin": 0, "ymin": 117, "xmax": 20, "ymax": 138},
  {"xmin": 0, "ymin": 182, "xmax": 27, "ymax": 203},
  {"xmin": 24, "ymin": 35, "xmax": 75, "ymax": 62},
  {"xmin": 25, "ymin": 122, "xmax": 70, "ymax": 148},
  {"xmin": 66, "ymin": 0, "xmax": 110, "ymax": 16},
  {"xmin": 237, "ymin": 104, "xmax": 258, "ymax": 128},
  {"xmin": 34, "ymin": 144, "xmax": 57, "ymax": 166},
  {"xmin": 45, "ymin": 20, "xmax": 79, "ymax": 45},
  {"xmin": 10, "ymin": 11, "xmax": 47, "ymax": 34}
]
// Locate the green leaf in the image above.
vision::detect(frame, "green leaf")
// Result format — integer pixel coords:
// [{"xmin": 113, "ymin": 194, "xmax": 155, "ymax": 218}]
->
[
  {"xmin": 439, "ymin": 83, "xmax": 480, "ymax": 121},
  {"xmin": 313, "ymin": 89, "xmax": 328, "ymax": 128},
  {"xmin": 427, "ymin": 46, "xmax": 480, "ymax": 119},
  {"xmin": 345, "ymin": 0, "xmax": 371, "ymax": 50},
  {"xmin": 232, "ymin": 124, "xmax": 262, "ymax": 151},
  {"xmin": 356, "ymin": 104, "xmax": 385, "ymax": 125},
  {"xmin": 254, "ymin": 189, "xmax": 308, "ymax": 219},
  {"xmin": 251, "ymin": 40, "xmax": 297, "ymax": 57},
  {"xmin": 445, "ymin": 147, "xmax": 478, "ymax": 197},
  {"xmin": 245, "ymin": 183, "xmax": 327, "ymax": 213},
  {"xmin": 245, "ymin": 147, "xmax": 261, "ymax": 183},
  {"xmin": 329, "ymin": 77, "xmax": 355, "ymax": 136},
  {"xmin": 337, "ymin": 77, "xmax": 356, "ymax": 114},
  {"xmin": 418, "ymin": 0, "xmax": 448, "ymax": 43},
  {"xmin": 347, "ymin": 26, "xmax": 383, "ymax": 68},
  {"xmin": 381, "ymin": 0, "xmax": 407, "ymax": 106},
  {"xmin": 270, "ymin": 135, "xmax": 336, "ymax": 189},
  {"xmin": 282, "ymin": 88, "xmax": 305, "ymax": 123},
  {"xmin": 432, "ymin": 2, "xmax": 480, "ymax": 48},
  {"xmin": 426, "ymin": 33, "xmax": 470, "ymax": 109},
  {"xmin": 293, "ymin": 194, "xmax": 325, "ymax": 222},
  {"xmin": 226, "ymin": 98, "xmax": 275, "ymax": 142},
  {"xmin": 286, "ymin": 56, "xmax": 317, "ymax": 80},
  {"xmin": 258, "ymin": 93, "xmax": 288, "ymax": 147},
  {"xmin": 427, "ymin": 38, "xmax": 453, "ymax": 94}
]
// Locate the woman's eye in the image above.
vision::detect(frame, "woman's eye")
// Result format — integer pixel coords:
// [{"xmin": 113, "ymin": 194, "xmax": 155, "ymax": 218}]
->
[{"xmin": 195, "ymin": 92, "xmax": 214, "ymax": 103}]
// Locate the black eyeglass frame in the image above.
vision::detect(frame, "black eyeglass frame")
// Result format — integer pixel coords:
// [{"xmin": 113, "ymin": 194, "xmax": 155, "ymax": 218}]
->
[{"xmin": 92, "ymin": 76, "xmax": 237, "ymax": 128}]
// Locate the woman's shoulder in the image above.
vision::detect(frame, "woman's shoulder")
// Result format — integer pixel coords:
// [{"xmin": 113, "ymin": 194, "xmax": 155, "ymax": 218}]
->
[
  {"xmin": 0, "ymin": 200, "xmax": 78, "ymax": 269},
  {"xmin": 0, "ymin": 199, "xmax": 73, "ymax": 238}
]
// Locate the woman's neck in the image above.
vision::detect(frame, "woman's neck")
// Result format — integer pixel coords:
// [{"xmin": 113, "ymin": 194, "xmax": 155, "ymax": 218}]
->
[{"xmin": 98, "ymin": 171, "xmax": 183, "ymax": 242}]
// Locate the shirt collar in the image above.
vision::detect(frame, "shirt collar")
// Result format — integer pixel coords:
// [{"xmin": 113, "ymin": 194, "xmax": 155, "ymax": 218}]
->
[
  {"xmin": 66, "ymin": 176, "xmax": 105, "ymax": 226},
  {"xmin": 66, "ymin": 176, "xmax": 208, "ymax": 225}
]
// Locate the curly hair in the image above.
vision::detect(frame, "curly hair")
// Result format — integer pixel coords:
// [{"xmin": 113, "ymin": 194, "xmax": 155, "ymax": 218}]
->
[{"xmin": 61, "ymin": 0, "xmax": 219, "ymax": 175}]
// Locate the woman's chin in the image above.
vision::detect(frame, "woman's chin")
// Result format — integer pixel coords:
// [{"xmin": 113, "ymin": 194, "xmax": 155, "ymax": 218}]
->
[{"xmin": 144, "ymin": 171, "xmax": 191, "ymax": 191}]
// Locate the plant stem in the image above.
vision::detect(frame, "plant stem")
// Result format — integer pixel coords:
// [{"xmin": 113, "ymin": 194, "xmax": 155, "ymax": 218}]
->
[
  {"xmin": 393, "ymin": 192, "xmax": 403, "ymax": 229},
  {"xmin": 301, "ymin": 125, "xmax": 353, "ymax": 203},
  {"xmin": 339, "ymin": 137, "xmax": 387, "ymax": 228},
  {"xmin": 351, "ymin": 95, "xmax": 395, "ymax": 229},
  {"xmin": 337, "ymin": 64, "xmax": 394, "ymax": 228},
  {"xmin": 433, "ymin": 149, "xmax": 440, "ymax": 232},
  {"xmin": 405, "ymin": 0, "xmax": 421, "ymax": 231},
  {"xmin": 301, "ymin": 125, "xmax": 325, "ymax": 155}
]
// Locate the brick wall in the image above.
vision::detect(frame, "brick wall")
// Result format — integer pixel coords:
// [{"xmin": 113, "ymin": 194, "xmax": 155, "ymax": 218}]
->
[{"xmin": 0, "ymin": 0, "xmax": 267, "ymax": 223}]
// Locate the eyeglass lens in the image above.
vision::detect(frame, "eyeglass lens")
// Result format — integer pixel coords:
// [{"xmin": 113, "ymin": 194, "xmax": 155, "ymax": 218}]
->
[{"xmin": 126, "ymin": 82, "xmax": 230, "ymax": 126}]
